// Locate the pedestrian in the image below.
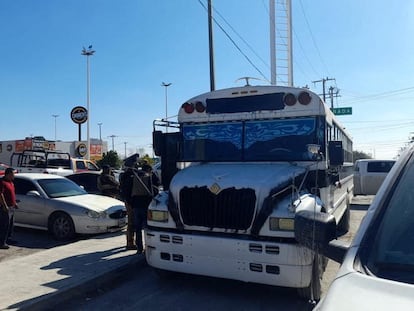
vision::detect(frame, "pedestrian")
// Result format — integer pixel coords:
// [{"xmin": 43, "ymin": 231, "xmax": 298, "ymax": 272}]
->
[
  {"xmin": 119, "ymin": 165, "xmax": 136, "ymax": 250},
  {"xmin": 97, "ymin": 165, "xmax": 120, "ymax": 198},
  {"xmin": 130, "ymin": 164, "xmax": 159, "ymax": 254},
  {"xmin": 0, "ymin": 168, "xmax": 18, "ymax": 249}
]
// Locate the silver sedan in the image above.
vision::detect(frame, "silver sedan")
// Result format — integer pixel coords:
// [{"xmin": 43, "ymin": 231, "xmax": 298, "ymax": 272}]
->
[{"xmin": 13, "ymin": 173, "xmax": 127, "ymax": 240}]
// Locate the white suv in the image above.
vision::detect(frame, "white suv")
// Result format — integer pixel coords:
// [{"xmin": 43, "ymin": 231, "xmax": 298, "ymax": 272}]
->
[{"xmin": 295, "ymin": 146, "xmax": 414, "ymax": 310}]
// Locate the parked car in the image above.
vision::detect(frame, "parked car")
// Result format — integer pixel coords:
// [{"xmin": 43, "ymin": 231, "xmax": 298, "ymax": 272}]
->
[
  {"xmin": 295, "ymin": 145, "xmax": 414, "ymax": 310},
  {"xmin": 353, "ymin": 159, "xmax": 395, "ymax": 195},
  {"xmin": 13, "ymin": 173, "xmax": 127, "ymax": 240},
  {"xmin": 66, "ymin": 171, "xmax": 102, "ymax": 194},
  {"xmin": 11, "ymin": 149, "xmax": 101, "ymax": 176},
  {"xmin": 0, "ymin": 163, "xmax": 10, "ymax": 176}
]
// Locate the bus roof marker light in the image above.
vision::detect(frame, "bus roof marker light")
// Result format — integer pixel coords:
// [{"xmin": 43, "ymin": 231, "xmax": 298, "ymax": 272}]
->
[
  {"xmin": 195, "ymin": 101, "xmax": 206, "ymax": 113},
  {"xmin": 283, "ymin": 93, "xmax": 296, "ymax": 106},
  {"xmin": 298, "ymin": 91, "xmax": 312, "ymax": 105},
  {"xmin": 182, "ymin": 102, "xmax": 195, "ymax": 113}
]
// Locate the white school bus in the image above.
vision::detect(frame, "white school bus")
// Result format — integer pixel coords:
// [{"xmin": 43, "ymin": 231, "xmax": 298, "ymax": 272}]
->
[{"xmin": 145, "ymin": 85, "xmax": 353, "ymax": 301}]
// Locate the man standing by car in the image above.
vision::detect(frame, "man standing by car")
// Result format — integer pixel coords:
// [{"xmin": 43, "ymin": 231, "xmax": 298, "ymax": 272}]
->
[
  {"xmin": 130, "ymin": 164, "xmax": 159, "ymax": 254},
  {"xmin": 119, "ymin": 165, "xmax": 136, "ymax": 250},
  {"xmin": 0, "ymin": 168, "xmax": 18, "ymax": 248}
]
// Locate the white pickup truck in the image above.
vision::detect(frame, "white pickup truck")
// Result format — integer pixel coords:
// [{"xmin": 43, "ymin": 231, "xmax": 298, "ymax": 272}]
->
[
  {"xmin": 11, "ymin": 149, "xmax": 100, "ymax": 176},
  {"xmin": 353, "ymin": 159, "xmax": 395, "ymax": 195}
]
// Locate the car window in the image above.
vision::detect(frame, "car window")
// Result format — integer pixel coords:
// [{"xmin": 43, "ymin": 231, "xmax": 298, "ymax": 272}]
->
[
  {"xmin": 353, "ymin": 162, "xmax": 360, "ymax": 172},
  {"xmin": 365, "ymin": 157, "xmax": 414, "ymax": 284},
  {"xmin": 68, "ymin": 174, "xmax": 99, "ymax": 193},
  {"xmin": 76, "ymin": 160, "xmax": 86, "ymax": 170},
  {"xmin": 47, "ymin": 158, "xmax": 71, "ymax": 169},
  {"xmin": 86, "ymin": 161, "xmax": 99, "ymax": 171},
  {"xmin": 367, "ymin": 161, "xmax": 395, "ymax": 173},
  {"xmin": 37, "ymin": 178, "xmax": 87, "ymax": 198},
  {"xmin": 14, "ymin": 178, "xmax": 37, "ymax": 195}
]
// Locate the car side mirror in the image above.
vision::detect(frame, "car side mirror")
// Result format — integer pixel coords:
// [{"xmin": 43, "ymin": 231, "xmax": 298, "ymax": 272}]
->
[
  {"xmin": 26, "ymin": 190, "xmax": 41, "ymax": 197},
  {"xmin": 295, "ymin": 210, "xmax": 337, "ymax": 250},
  {"xmin": 295, "ymin": 210, "xmax": 349, "ymax": 263}
]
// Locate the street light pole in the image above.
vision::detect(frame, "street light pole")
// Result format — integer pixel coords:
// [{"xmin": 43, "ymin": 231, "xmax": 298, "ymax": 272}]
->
[
  {"xmin": 52, "ymin": 114, "xmax": 59, "ymax": 141},
  {"xmin": 81, "ymin": 45, "xmax": 95, "ymax": 160},
  {"xmin": 108, "ymin": 135, "xmax": 117, "ymax": 151},
  {"xmin": 161, "ymin": 82, "xmax": 172, "ymax": 120},
  {"xmin": 98, "ymin": 122, "xmax": 103, "ymax": 157},
  {"xmin": 161, "ymin": 82, "xmax": 171, "ymax": 133},
  {"xmin": 97, "ymin": 123, "xmax": 103, "ymax": 141}
]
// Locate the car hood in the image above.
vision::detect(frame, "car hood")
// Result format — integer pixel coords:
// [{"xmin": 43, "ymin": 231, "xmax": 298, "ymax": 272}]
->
[
  {"xmin": 170, "ymin": 162, "xmax": 307, "ymax": 200},
  {"xmin": 316, "ymin": 271, "xmax": 414, "ymax": 310},
  {"xmin": 55, "ymin": 194, "xmax": 125, "ymax": 212}
]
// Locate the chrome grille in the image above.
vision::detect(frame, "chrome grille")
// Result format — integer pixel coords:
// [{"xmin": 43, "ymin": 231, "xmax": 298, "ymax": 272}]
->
[
  {"xmin": 179, "ymin": 186, "xmax": 256, "ymax": 230},
  {"xmin": 109, "ymin": 209, "xmax": 127, "ymax": 219}
]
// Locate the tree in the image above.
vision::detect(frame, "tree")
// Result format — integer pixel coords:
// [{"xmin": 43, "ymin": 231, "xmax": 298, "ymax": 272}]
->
[
  {"xmin": 353, "ymin": 150, "xmax": 372, "ymax": 162},
  {"xmin": 97, "ymin": 150, "xmax": 122, "ymax": 169}
]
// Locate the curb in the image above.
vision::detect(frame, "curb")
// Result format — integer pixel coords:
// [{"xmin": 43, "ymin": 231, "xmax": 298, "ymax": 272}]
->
[{"xmin": 18, "ymin": 255, "xmax": 147, "ymax": 311}]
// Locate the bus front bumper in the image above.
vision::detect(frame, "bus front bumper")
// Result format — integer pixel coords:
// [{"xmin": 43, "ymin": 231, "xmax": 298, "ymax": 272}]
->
[{"xmin": 144, "ymin": 229, "xmax": 314, "ymax": 288}]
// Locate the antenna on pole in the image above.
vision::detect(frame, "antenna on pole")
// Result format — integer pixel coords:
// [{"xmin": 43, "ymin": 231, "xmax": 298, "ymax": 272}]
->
[{"xmin": 235, "ymin": 77, "xmax": 262, "ymax": 86}]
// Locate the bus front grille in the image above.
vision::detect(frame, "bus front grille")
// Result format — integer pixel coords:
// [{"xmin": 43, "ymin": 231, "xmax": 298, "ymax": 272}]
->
[{"xmin": 179, "ymin": 186, "xmax": 256, "ymax": 230}]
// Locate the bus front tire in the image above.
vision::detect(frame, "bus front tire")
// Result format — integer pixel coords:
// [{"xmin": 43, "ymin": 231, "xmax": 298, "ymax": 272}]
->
[{"xmin": 297, "ymin": 254, "xmax": 323, "ymax": 302}]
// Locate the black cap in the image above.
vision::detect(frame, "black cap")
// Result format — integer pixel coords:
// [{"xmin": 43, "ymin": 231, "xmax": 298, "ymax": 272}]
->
[{"xmin": 123, "ymin": 153, "xmax": 140, "ymax": 168}]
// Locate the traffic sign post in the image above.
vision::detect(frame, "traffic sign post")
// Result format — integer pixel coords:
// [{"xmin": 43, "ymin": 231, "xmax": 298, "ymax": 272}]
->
[{"xmin": 331, "ymin": 107, "xmax": 352, "ymax": 115}]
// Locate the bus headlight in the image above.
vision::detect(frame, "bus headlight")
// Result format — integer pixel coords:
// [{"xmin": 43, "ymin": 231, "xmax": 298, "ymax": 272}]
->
[
  {"xmin": 269, "ymin": 217, "xmax": 294, "ymax": 231},
  {"xmin": 148, "ymin": 210, "xmax": 169, "ymax": 222}
]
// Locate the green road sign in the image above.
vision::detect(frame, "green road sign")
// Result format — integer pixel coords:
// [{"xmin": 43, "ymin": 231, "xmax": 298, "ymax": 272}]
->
[{"xmin": 331, "ymin": 107, "xmax": 352, "ymax": 115}]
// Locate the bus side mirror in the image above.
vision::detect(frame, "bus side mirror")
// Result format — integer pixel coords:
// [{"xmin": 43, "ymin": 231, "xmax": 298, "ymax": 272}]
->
[
  {"xmin": 153, "ymin": 131, "xmax": 165, "ymax": 157},
  {"xmin": 328, "ymin": 141, "xmax": 344, "ymax": 166}
]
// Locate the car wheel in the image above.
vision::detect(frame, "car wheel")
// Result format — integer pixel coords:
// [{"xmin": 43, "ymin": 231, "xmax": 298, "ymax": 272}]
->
[
  {"xmin": 297, "ymin": 253, "xmax": 323, "ymax": 302},
  {"xmin": 49, "ymin": 212, "xmax": 76, "ymax": 241}
]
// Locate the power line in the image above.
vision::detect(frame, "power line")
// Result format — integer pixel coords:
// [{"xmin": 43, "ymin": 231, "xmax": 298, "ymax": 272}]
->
[
  {"xmin": 198, "ymin": 0, "xmax": 270, "ymax": 83},
  {"xmin": 342, "ymin": 86, "xmax": 414, "ymax": 104},
  {"xmin": 298, "ymin": 0, "xmax": 331, "ymax": 76},
  {"xmin": 213, "ymin": 3, "xmax": 270, "ymax": 71}
]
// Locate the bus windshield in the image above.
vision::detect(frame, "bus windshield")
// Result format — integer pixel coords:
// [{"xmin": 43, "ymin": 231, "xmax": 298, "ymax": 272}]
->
[{"xmin": 182, "ymin": 117, "xmax": 324, "ymax": 162}]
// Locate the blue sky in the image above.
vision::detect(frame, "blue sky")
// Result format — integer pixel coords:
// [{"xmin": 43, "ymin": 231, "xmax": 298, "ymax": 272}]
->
[{"xmin": 1, "ymin": 0, "xmax": 413, "ymax": 160}]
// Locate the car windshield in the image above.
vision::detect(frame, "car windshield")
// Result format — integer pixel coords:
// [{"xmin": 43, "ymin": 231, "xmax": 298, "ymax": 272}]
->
[
  {"xmin": 364, "ymin": 156, "xmax": 414, "ymax": 284},
  {"xmin": 38, "ymin": 178, "xmax": 88, "ymax": 198},
  {"xmin": 182, "ymin": 117, "xmax": 324, "ymax": 162}
]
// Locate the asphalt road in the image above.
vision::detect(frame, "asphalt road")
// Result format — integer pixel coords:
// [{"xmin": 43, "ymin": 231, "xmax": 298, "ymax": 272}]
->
[
  {"xmin": 60, "ymin": 196, "xmax": 373, "ymax": 311},
  {"xmin": 0, "ymin": 196, "xmax": 372, "ymax": 310}
]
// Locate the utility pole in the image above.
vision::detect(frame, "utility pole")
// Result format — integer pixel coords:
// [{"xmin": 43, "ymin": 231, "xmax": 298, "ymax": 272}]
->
[
  {"xmin": 312, "ymin": 77, "xmax": 335, "ymax": 102},
  {"xmin": 328, "ymin": 86, "xmax": 340, "ymax": 109},
  {"xmin": 208, "ymin": 0, "xmax": 215, "ymax": 91}
]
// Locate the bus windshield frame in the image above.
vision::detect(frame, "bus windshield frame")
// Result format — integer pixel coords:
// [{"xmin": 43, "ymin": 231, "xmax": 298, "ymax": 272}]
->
[{"xmin": 182, "ymin": 116, "xmax": 325, "ymax": 162}]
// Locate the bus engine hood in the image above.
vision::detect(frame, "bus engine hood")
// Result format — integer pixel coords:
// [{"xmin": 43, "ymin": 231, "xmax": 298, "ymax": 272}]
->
[{"xmin": 169, "ymin": 163, "xmax": 307, "ymax": 202}]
